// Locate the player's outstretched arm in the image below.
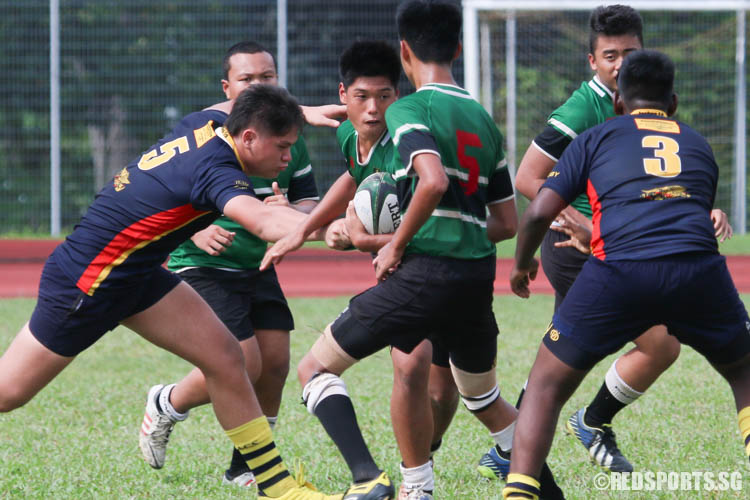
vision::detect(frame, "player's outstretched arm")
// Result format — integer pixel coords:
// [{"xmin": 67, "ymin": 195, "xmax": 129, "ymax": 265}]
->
[
  {"xmin": 299, "ymin": 172, "xmax": 358, "ymax": 239},
  {"xmin": 300, "ymin": 104, "xmax": 347, "ymax": 128},
  {"xmin": 223, "ymin": 194, "xmax": 315, "ymax": 244},
  {"xmin": 512, "ymin": 187, "xmax": 568, "ymax": 298},
  {"xmin": 711, "ymin": 208, "xmax": 733, "ymax": 242},
  {"xmin": 515, "ymin": 144, "xmax": 557, "ymax": 201}
]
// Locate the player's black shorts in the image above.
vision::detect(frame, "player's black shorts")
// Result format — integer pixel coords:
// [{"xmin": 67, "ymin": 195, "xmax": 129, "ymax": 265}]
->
[
  {"xmin": 177, "ymin": 266, "xmax": 294, "ymax": 341},
  {"xmin": 29, "ymin": 255, "xmax": 181, "ymax": 357},
  {"xmin": 540, "ymin": 228, "xmax": 589, "ymax": 311},
  {"xmin": 544, "ymin": 252, "xmax": 750, "ymax": 370},
  {"xmin": 330, "ymin": 254, "xmax": 499, "ymax": 374}
]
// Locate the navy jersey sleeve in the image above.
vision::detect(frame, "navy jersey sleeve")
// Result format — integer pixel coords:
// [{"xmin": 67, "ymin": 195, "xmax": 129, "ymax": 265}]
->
[
  {"xmin": 541, "ymin": 131, "xmax": 591, "ymax": 204},
  {"xmin": 190, "ymin": 161, "xmax": 256, "ymax": 213}
]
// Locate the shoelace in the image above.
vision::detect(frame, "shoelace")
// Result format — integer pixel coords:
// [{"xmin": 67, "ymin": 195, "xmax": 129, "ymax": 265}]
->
[
  {"xmin": 150, "ymin": 414, "xmax": 175, "ymax": 443},
  {"xmin": 293, "ymin": 461, "xmax": 317, "ymax": 490}
]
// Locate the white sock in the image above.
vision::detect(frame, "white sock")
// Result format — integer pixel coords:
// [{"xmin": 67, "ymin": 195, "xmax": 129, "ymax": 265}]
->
[
  {"xmin": 400, "ymin": 461, "xmax": 434, "ymax": 493},
  {"xmin": 158, "ymin": 383, "xmax": 189, "ymax": 421},
  {"xmin": 605, "ymin": 360, "xmax": 644, "ymax": 405},
  {"xmin": 490, "ymin": 421, "xmax": 515, "ymax": 452}
]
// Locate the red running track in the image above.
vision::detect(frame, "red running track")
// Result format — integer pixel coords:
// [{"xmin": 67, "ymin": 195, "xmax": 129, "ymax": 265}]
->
[{"xmin": 3, "ymin": 239, "xmax": 750, "ymax": 298}]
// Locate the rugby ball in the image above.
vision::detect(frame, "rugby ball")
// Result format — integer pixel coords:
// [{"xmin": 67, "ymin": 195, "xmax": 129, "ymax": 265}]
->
[{"xmin": 353, "ymin": 172, "xmax": 401, "ymax": 234}]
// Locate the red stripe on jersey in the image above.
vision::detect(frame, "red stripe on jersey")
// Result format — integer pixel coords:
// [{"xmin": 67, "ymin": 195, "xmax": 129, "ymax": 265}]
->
[
  {"xmin": 587, "ymin": 179, "xmax": 605, "ymax": 260},
  {"xmin": 77, "ymin": 204, "xmax": 210, "ymax": 295}
]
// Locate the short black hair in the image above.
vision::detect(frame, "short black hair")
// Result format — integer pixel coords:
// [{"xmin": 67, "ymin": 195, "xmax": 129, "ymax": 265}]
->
[
  {"xmin": 396, "ymin": 0, "xmax": 461, "ymax": 64},
  {"xmin": 223, "ymin": 41, "xmax": 276, "ymax": 79},
  {"xmin": 617, "ymin": 50, "xmax": 674, "ymax": 110},
  {"xmin": 589, "ymin": 5, "xmax": 643, "ymax": 54},
  {"xmin": 339, "ymin": 40, "xmax": 401, "ymax": 89},
  {"xmin": 225, "ymin": 84, "xmax": 303, "ymax": 138}
]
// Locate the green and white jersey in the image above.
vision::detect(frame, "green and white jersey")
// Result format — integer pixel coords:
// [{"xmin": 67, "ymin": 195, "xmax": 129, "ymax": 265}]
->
[
  {"xmin": 532, "ymin": 75, "xmax": 615, "ymax": 218},
  {"xmin": 386, "ymin": 83, "xmax": 514, "ymax": 260},
  {"xmin": 336, "ymin": 119, "xmax": 394, "ymax": 185},
  {"xmin": 168, "ymin": 134, "xmax": 318, "ymax": 271}
]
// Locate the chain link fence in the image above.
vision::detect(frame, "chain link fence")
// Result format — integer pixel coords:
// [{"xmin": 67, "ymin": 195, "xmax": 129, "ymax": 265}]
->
[{"xmin": 0, "ymin": 1, "xmax": 745, "ymax": 234}]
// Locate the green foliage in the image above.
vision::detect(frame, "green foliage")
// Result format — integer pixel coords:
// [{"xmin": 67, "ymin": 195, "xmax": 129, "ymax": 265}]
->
[{"xmin": 1, "ymin": 295, "xmax": 750, "ymax": 499}]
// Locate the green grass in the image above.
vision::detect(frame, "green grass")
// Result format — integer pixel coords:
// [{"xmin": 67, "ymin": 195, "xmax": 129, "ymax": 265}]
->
[{"xmin": 1, "ymin": 296, "xmax": 749, "ymax": 499}]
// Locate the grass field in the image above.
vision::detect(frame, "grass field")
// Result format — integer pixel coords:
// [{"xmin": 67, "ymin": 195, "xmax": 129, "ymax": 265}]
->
[{"xmin": 1, "ymin": 295, "xmax": 749, "ymax": 499}]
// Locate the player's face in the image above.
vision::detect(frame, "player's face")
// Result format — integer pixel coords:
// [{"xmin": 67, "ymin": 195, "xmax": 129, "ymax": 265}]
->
[
  {"xmin": 240, "ymin": 127, "xmax": 298, "ymax": 179},
  {"xmin": 339, "ymin": 76, "xmax": 397, "ymax": 141},
  {"xmin": 222, "ymin": 52, "xmax": 278, "ymax": 100},
  {"xmin": 588, "ymin": 34, "xmax": 642, "ymax": 92}
]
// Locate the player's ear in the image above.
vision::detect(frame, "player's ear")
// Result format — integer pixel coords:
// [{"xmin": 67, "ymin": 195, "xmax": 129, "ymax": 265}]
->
[
  {"xmin": 613, "ymin": 90, "xmax": 625, "ymax": 116},
  {"xmin": 667, "ymin": 93, "xmax": 678, "ymax": 117},
  {"xmin": 587, "ymin": 52, "xmax": 596, "ymax": 72},
  {"xmin": 221, "ymin": 79, "xmax": 231, "ymax": 100},
  {"xmin": 241, "ymin": 128, "xmax": 258, "ymax": 150},
  {"xmin": 400, "ymin": 40, "xmax": 411, "ymax": 65},
  {"xmin": 338, "ymin": 82, "xmax": 347, "ymax": 104}
]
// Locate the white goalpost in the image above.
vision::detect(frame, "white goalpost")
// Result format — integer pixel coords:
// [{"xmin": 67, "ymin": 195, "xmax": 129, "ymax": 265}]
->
[{"xmin": 463, "ymin": 0, "xmax": 749, "ymax": 233}]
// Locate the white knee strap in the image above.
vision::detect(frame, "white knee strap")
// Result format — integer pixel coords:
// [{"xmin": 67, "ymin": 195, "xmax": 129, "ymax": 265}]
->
[
  {"xmin": 302, "ymin": 372, "xmax": 349, "ymax": 414},
  {"xmin": 450, "ymin": 361, "xmax": 500, "ymax": 412}
]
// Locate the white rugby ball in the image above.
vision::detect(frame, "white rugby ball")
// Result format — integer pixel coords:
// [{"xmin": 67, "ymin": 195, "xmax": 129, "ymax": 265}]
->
[{"xmin": 353, "ymin": 172, "xmax": 401, "ymax": 234}]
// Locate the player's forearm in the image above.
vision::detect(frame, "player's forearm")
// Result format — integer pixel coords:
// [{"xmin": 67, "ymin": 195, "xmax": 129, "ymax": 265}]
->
[
  {"xmin": 351, "ymin": 232, "xmax": 392, "ymax": 253},
  {"xmin": 298, "ymin": 176, "xmax": 356, "ymax": 236}
]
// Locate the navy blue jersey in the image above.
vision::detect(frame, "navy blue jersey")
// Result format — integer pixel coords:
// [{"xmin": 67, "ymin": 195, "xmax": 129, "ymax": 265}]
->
[
  {"xmin": 542, "ymin": 109, "xmax": 718, "ymax": 260},
  {"xmin": 53, "ymin": 109, "xmax": 256, "ymax": 295}
]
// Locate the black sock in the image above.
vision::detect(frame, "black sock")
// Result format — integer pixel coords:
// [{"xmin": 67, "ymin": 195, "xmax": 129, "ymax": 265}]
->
[
  {"xmin": 430, "ymin": 439, "xmax": 442, "ymax": 455},
  {"xmin": 228, "ymin": 446, "xmax": 250, "ymax": 474},
  {"xmin": 539, "ymin": 462, "xmax": 565, "ymax": 500},
  {"xmin": 584, "ymin": 381, "xmax": 627, "ymax": 428},
  {"xmin": 314, "ymin": 394, "xmax": 381, "ymax": 483},
  {"xmin": 515, "ymin": 387, "xmax": 526, "ymax": 409},
  {"xmin": 154, "ymin": 387, "xmax": 165, "ymax": 414}
]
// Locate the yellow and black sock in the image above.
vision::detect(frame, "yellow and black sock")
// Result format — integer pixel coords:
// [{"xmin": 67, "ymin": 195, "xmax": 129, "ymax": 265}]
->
[
  {"xmin": 226, "ymin": 417, "xmax": 296, "ymax": 497},
  {"xmin": 738, "ymin": 406, "xmax": 750, "ymax": 461},
  {"xmin": 503, "ymin": 473, "xmax": 540, "ymax": 499}
]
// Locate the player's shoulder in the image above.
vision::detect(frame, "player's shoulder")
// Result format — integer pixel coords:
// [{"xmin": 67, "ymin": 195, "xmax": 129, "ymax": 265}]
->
[
  {"xmin": 549, "ymin": 78, "xmax": 613, "ymax": 135},
  {"xmin": 178, "ymin": 108, "xmax": 229, "ymax": 129}
]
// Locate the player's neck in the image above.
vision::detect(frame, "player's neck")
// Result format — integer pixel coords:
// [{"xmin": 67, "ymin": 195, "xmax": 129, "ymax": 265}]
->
[
  {"xmin": 410, "ymin": 62, "xmax": 456, "ymax": 90},
  {"xmin": 357, "ymin": 131, "xmax": 381, "ymax": 161}
]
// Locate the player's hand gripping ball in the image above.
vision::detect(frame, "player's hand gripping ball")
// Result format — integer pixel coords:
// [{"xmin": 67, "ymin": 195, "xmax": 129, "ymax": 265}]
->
[{"xmin": 353, "ymin": 172, "xmax": 401, "ymax": 234}]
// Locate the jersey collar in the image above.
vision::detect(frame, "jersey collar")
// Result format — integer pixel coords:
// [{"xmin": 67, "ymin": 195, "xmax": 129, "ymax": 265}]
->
[
  {"xmin": 590, "ymin": 75, "xmax": 615, "ymax": 100},
  {"xmin": 354, "ymin": 127, "xmax": 390, "ymax": 166},
  {"xmin": 630, "ymin": 109, "xmax": 668, "ymax": 117},
  {"xmin": 217, "ymin": 126, "xmax": 248, "ymax": 172}
]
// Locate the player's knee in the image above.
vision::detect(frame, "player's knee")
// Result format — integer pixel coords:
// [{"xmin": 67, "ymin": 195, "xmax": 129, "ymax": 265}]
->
[
  {"xmin": 301, "ymin": 372, "xmax": 349, "ymax": 415},
  {"xmin": 0, "ymin": 387, "xmax": 29, "ymax": 413},
  {"xmin": 429, "ymin": 369, "xmax": 459, "ymax": 409},
  {"xmin": 202, "ymin": 335, "xmax": 246, "ymax": 381},
  {"xmin": 450, "ymin": 361, "xmax": 499, "ymax": 413},
  {"xmin": 262, "ymin": 351, "xmax": 290, "ymax": 383}
]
